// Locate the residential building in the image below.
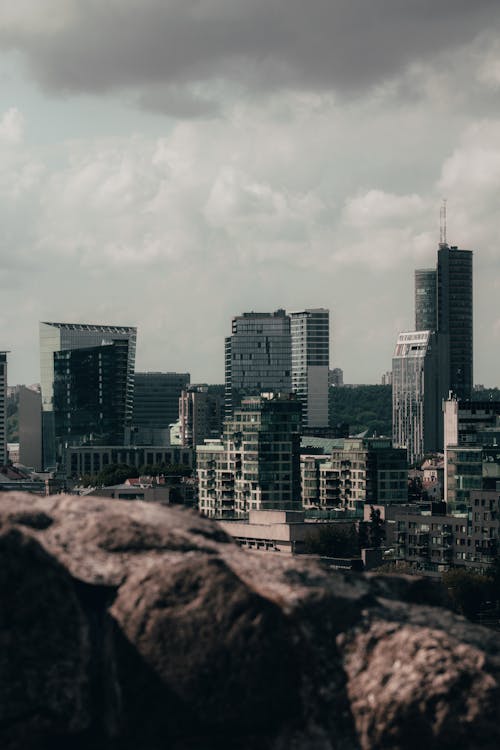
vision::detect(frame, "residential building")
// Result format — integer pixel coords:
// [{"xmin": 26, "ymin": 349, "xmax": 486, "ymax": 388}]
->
[
  {"xmin": 18, "ymin": 385, "xmax": 42, "ymax": 471},
  {"xmin": 290, "ymin": 308, "xmax": 329, "ymax": 428},
  {"xmin": 178, "ymin": 384, "xmax": 222, "ymax": 447},
  {"xmin": 0, "ymin": 352, "xmax": 7, "ymax": 465},
  {"xmin": 197, "ymin": 393, "xmax": 301, "ymax": 518},
  {"xmin": 224, "ymin": 310, "xmax": 291, "ymax": 418},
  {"xmin": 39, "ymin": 322, "xmax": 136, "ymax": 470},
  {"xmin": 392, "ymin": 330, "xmax": 448, "ymax": 464},
  {"xmin": 415, "ymin": 268, "xmax": 437, "ymax": 331},
  {"xmin": 437, "ymin": 244, "xmax": 473, "ymax": 400},
  {"xmin": 327, "ymin": 437, "xmax": 407, "ymax": 512}
]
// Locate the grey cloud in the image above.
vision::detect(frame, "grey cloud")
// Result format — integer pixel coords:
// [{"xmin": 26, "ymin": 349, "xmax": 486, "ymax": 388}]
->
[{"xmin": 2, "ymin": 0, "xmax": 500, "ymax": 105}]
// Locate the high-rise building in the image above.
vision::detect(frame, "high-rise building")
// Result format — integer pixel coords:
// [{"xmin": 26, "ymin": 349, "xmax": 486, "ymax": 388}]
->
[
  {"xmin": 178, "ymin": 384, "xmax": 222, "ymax": 447},
  {"xmin": 224, "ymin": 310, "xmax": 291, "ymax": 418},
  {"xmin": 18, "ymin": 385, "xmax": 42, "ymax": 471},
  {"xmin": 53, "ymin": 339, "xmax": 132, "ymax": 454},
  {"xmin": 132, "ymin": 372, "xmax": 190, "ymax": 444},
  {"xmin": 197, "ymin": 393, "xmax": 301, "ymax": 517},
  {"xmin": 415, "ymin": 269, "xmax": 437, "ymax": 331},
  {"xmin": 39, "ymin": 322, "xmax": 136, "ymax": 469},
  {"xmin": 290, "ymin": 308, "xmax": 329, "ymax": 428},
  {"xmin": 0, "ymin": 352, "xmax": 7, "ymax": 465},
  {"xmin": 392, "ymin": 330, "xmax": 449, "ymax": 464},
  {"xmin": 437, "ymin": 245, "xmax": 473, "ymax": 400}
]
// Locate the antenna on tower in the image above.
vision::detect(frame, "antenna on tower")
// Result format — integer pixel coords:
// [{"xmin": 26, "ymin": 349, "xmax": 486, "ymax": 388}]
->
[{"xmin": 439, "ymin": 199, "xmax": 447, "ymax": 247}]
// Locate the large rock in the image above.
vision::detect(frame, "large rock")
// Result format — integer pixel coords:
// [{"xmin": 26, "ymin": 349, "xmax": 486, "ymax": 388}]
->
[{"xmin": 0, "ymin": 493, "xmax": 499, "ymax": 749}]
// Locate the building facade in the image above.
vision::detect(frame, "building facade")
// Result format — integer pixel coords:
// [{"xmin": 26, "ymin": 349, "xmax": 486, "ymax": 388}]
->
[
  {"xmin": 415, "ymin": 268, "xmax": 437, "ymax": 331},
  {"xmin": 290, "ymin": 308, "xmax": 329, "ymax": 428},
  {"xmin": 39, "ymin": 322, "xmax": 137, "ymax": 469},
  {"xmin": 178, "ymin": 384, "xmax": 223, "ymax": 447},
  {"xmin": 197, "ymin": 393, "xmax": 301, "ymax": 518},
  {"xmin": 224, "ymin": 310, "xmax": 291, "ymax": 418},
  {"xmin": 392, "ymin": 330, "xmax": 448, "ymax": 464},
  {"xmin": 437, "ymin": 245, "xmax": 473, "ymax": 400}
]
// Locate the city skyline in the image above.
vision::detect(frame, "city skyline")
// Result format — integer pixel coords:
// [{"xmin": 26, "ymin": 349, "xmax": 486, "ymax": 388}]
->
[{"xmin": 1, "ymin": 3, "xmax": 500, "ymax": 386}]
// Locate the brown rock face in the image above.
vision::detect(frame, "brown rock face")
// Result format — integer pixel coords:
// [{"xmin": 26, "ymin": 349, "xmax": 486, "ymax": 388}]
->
[{"xmin": 0, "ymin": 494, "xmax": 499, "ymax": 749}]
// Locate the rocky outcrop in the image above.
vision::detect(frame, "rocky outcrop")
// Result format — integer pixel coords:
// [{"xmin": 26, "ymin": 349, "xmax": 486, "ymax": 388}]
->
[{"xmin": 0, "ymin": 493, "xmax": 499, "ymax": 749}]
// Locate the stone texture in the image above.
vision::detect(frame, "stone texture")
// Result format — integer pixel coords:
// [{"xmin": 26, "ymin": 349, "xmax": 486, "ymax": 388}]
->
[{"xmin": 0, "ymin": 493, "xmax": 499, "ymax": 749}]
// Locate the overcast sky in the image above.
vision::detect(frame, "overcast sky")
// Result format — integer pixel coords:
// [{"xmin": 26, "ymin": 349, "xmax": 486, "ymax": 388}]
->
[{"xmin": 1, "ymin": 1, "xmax": 500, "ymax": 385}]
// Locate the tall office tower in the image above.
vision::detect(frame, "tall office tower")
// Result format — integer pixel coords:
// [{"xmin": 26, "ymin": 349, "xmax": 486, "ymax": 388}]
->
[
  {"xmin": 437, "ymin": 245, "xmax": 473, "ymax": 400},
  {"xmin": 224, "ymin": 310, "xmax": 291, "ymax": 418},
  {"xmin": 290, "ymin": 308, "xmax": 329, "ymax": 428},
  {"xmin": 53, "ymin": 339, "xmax": 132, "ymax": 454},
  {"xmin": 19, "ymin": 385, "xmax": 42, "ymax": 471},
  {"xmin": 132, "ymin": 372, "xmax": 190, "ymax": 443},
  {"xmin": 197, "ymin": 393, "xmax": 301, "ymax": 517},
  {"xmin": 39, "ymin": 322, "xmax": 137, "ymax": 469},
  {"xmin": 178, "ymin": 384, "xmax": 222, "ymax": 447},
  {"xmin": 0, "ymin": 352, "xmax": 7, "ymax": 465},
  {"xmin": 392, "ymin": 330, "xmax": 449, "ymax": 464},
  {"xmin": 415, "ymin": 268, "xmax": 437, "ymax": 331}
]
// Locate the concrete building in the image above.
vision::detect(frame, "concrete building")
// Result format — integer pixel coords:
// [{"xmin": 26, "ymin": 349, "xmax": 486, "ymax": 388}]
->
[
  {"xmin": 0, "ymin": 352, "xmax": 7, "ymax": 465},
  {"xmin": 392, "ymin": 330, "xmax": 448, "ymax": 464},
  {"xmin": 18, "ymin": 385, "xmax": 42, "ymax": 471},
  {"xmin": 132, "ymin": 372, "xmax": 190, "ymax": 443},
  {"xmin": 39, "ymin": 322, "xmax": 136, "ymax": 470},
  {"xmin": 415, "ymin": 268, "xmax": 437, "ymax": 331},
  {"xmin": 178, "ymin": 384, "xmax": 222, "ymax": 447},
  {"xmin": 197, "ymin": 393, "xmax": 301, "ymax": 518},
  {"xmin": 290, "ymin": 309, "xmax": 329, "ymax": 428},
  {"xmin": 437, "ymin": 244, "xmax": 473, "ymax": 400},
  {"xmin": 66, "ymin": 444, "xmax": 193, "ymax": 478},
  {"xmin": 224, "ymin": 310, "xmax": 291, "ymax": 418}
]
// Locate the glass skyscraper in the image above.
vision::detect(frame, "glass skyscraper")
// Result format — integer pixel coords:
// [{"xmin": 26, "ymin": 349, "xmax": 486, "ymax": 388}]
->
[
  {"xmin": 414, "ymin": 269, "xmax": 437, "ymax": 331},
  {"xmin": 290, "ymin": 308, "xmax": 329, "ymax": 428},
  {"xmin": 437, "ymin": 245, "xmax": 473, "ymax": 401},
  {"xmin": 224, "ymin": 310, "xmax": 291, "ymax": 418},
  {"xmin": 39, "ymin": 322, "xmax": 137, "ymax": 469}
]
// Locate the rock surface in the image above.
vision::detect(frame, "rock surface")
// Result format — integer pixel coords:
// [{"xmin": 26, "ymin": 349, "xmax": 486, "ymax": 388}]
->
[{"xmin": 0, "ymin": 493, "xmax": 499, "ymax": 749}]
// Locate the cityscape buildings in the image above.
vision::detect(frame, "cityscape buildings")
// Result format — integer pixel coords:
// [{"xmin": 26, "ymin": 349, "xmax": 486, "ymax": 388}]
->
[
  {"xmin": 290, "ymin": 308, "xmax": 329, "ymax": 428},
  {"xmin": 224, "ymin": 310, "xmax": 292, "ymax": 418},
  {"xmin": 39, "ymin": 322, "xmax": 137, "ymax": 469}
]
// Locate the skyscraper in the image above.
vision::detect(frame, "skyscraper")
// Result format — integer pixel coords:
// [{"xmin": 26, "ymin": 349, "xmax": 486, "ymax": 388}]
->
[
  {"xmin": 415, "ymin": 269, "xmax": 437, "ymax": 331},
  {"xmin": 224, "ymin": 310, "xmax": 291, "ymax": 418},
  {"xmin": 290, "ymin": 308, "xmax": 329, "ymax": 428},
  {"xmin": 437, "ymin": 245, "xmax": 473, "ymax": 400},
  {"xmin": 39, "ymin": 322, "xmax": 137, "ymax": 469},
  {"xmin": 392, "ymin": 330, "xmax": 448, "ymax": 464}
]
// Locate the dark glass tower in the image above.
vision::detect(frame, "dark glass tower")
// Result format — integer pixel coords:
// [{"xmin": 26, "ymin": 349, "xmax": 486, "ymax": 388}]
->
[
  {"xmin": 53, "ymin": 339, "xmax": 132, "ymax": 461},
  {"xmin": 415, "ymin": 268, "xmax": 437, "ymax": 331},
  {"xmin": 225, "ymin": 310, "xmax": 291, "ymax": 418},
  {"xmin": 437, "ymin": 245, "xmax": 473, "ymax": 400}
]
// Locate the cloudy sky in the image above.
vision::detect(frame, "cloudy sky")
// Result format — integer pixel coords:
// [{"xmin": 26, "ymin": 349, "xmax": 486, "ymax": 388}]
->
[{"xmin": 1, "ymin": 1, "xmax": 500, "ymax": 385}]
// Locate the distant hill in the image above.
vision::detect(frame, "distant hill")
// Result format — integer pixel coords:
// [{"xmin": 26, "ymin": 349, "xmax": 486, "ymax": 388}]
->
[{"xmin": 329, "ymin": 385, "xmax": 392, "ymax": 437}]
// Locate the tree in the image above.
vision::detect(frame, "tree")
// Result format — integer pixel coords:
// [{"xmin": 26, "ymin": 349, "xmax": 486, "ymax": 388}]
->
[{"xmin": 304, "ymin": 523, "xmax": 359, "ymax": 557}]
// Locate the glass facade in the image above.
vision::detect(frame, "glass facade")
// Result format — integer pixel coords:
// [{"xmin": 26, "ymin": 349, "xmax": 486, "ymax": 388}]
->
[
  {"xmin": 225, "ymin": 310, "xmax": 291, "ymax": 418},
  {"xmin": 437, "ymin": 246, "xmax": 473, "ymax": 400},
  {"xmin": 39, "ymin": 322, "xmax": 137, "ymax": 469},
  {"xmin": 290, "ymin": 308, "xmax": 329, "ymax": 428},
  {"xmin": 415, "ymin": 268, "xmax": 437, "ymax": 331}
]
